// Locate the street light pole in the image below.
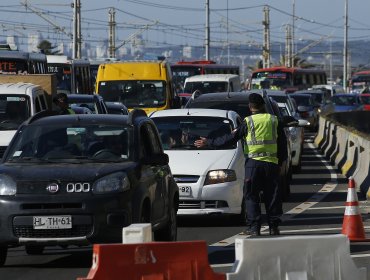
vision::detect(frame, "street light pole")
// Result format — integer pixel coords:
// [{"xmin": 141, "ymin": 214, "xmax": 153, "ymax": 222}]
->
[
  {"xmin": 205, "ymin": 0, "xmax": 210, "ymax": 60},
  {"xmin": 343, "ymin": 0, "xmax": 348, "ymax": 91}
]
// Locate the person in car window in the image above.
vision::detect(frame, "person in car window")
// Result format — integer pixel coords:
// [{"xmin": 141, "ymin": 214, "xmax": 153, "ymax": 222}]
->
[
  {"xmin": 53, "ymin": 93, "xmax": 75, "ymax": 115},
  {"xmin": 194, "ymin": 93, "xmax": 287, "ymax": 236}
]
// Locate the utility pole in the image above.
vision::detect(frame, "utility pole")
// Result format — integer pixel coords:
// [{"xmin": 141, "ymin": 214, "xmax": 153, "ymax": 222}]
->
[
  {"xmin": 343, "ymin": 0, "xmax": 348, "ymax": 91},
  {"xmin": 262, "ymin": 5, "xmax": 271, "ymax": 68},
  {"xmin": 285, "ymin": 24, "xmax": 292, "ymax": 67},
  {"xmin": 227, "ymin": 0, "xmax": 230, "ymax": 64},
  {"xmin": 291, "ymin": 0, "xmax": 295, "ymax": 68},
  {"xmin": 205, "ymin": 0, "xmax": 210, "ymax": 60},
  {"xmin": 108, "ymin": 8, "xmax": 116, "ymax": 59},
  {"xmin": 72, "ymin": 0, "xmax": 81, "ymax": 59}
]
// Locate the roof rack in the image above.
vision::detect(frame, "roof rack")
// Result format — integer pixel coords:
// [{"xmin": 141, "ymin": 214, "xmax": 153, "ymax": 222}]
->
[
  {"xmin": 25, "ymin": 110, "xmax": 58, "ymax": 124},
  {"xmin": 128, "ymin": 109, "xmax": 147, "ymax": 125}
]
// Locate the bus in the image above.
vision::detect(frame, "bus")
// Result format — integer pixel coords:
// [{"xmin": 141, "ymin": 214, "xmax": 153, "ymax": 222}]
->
[
  {"xmin": 47, "ymin": 55, "xmax": 93, "ymax": 94},
  {"xmin": 349, "ymin": 70, "xmax": 370, "ymax": 94},
  {"xmin": 248, "ymin": 66, "xmax": 327, "ymax": 92},
  {"xmin": 170, "ymin": 60, "xmax": 240, "ymax": 92},
  {"xmin": 0, "ymin": 50, "xmax": 47, "ymax": 74},
  {"xmin": 95, "ymin": 60, "xmax": 181, "ymax": 115}
]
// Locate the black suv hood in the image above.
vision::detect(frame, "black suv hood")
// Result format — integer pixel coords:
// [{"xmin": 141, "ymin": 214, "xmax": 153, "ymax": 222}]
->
[{"xmin": 0, "ymin": 161, "xmax": 137, "ymax": 182}]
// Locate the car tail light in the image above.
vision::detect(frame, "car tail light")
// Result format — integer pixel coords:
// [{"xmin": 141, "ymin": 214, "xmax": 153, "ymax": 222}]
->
[{"xmin": 300, "ymin": 111, "xmax": 309, "ymax": 118}]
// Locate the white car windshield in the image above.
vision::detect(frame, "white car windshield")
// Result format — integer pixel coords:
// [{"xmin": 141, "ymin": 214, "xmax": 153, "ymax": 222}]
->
[{"xmin": 152, "ymin": 116, "xmax": 236, "ymax": 150}]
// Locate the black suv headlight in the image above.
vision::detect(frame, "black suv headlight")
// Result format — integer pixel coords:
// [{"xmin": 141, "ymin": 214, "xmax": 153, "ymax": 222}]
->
[
  {"xmin": 204, "ymin": 169, "xmax": 237, "ymax": 185},
  {"xmin": 0, "ymin": 175, "xmax": 16, "ymax": 196},
  {"xmin": 92, "ymin": 172, "xmax": 130, "ymax": 194}
]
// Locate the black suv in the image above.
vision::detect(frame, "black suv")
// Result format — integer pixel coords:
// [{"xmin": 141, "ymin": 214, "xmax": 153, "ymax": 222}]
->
[
  {"xmin": 185, "ymin": 90, "xmax": 296, "ymax": 201},
  {"xmin": 0, "ymin": 109, "xmax": 179, "ymax": 265}
]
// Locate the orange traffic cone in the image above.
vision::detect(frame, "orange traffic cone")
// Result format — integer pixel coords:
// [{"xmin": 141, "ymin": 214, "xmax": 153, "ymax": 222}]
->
[{"xmin": 341, "ymin": 177, "xmax": 367, "ymax": 241}]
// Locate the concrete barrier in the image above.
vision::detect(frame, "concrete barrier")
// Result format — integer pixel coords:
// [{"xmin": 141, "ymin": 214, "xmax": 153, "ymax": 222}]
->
[
  {"xmin": 319, "ymin": 121, "xmax": 333, "ymax": 155},
  {"xmin": 334, "ymin": 126, "xmax": 349, "ymax": 171},
  {"xmin": 227, "ymin": 234, "xmax": 366, "ymax": 280},
  {"xmin": 351, "ymin": 137, "xmax": 370, "ymax": 196},
  {"xmin": 341, "ymin": 133, "xmax": 359, "ymax": 177},
  {"xmin": 323, "ymin": 122, "xmax": 337, "ymax": 160},
  {"xmin": 314, "ymin": 117, "xmax": 328, "ymax": 150}
]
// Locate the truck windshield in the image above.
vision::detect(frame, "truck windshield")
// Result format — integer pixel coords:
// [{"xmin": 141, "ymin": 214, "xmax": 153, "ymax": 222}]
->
[{"xmin": 0, "ymin": 95, "xmax": 30, "ymax": 130}]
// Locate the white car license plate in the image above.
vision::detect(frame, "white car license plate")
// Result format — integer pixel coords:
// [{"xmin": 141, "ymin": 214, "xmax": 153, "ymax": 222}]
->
[
  {"xmin": 179, "ymin": 186, "xmax": 192, "ymax": 197},
  {"xmin": 33, "ymin": 215, "xmax": 72, "ymax": 229}
]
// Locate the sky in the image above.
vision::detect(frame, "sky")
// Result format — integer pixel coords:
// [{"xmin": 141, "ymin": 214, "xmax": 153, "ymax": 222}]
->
[{"xmin": 1, "ymin": 0, "xmax": 370, "ymax": 51}]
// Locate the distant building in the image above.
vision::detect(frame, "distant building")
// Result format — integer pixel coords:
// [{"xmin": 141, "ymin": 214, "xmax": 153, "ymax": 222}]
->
[
  {"xmin": 182, "ymin": 46, "xmax": 192, "ymax": 59},
  {"xmin": 6, "ymin": 35, "xmax": 18, "ymax": 50},
  {"xmin": 28, "ymin": 33, "xmax": 42, "ymax": 53}
]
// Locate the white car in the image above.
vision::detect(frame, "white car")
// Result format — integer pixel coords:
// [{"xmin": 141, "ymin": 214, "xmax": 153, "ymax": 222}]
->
[{"xmin": 150, "ymin": 108, "xmax": 246, "ymax": 220}]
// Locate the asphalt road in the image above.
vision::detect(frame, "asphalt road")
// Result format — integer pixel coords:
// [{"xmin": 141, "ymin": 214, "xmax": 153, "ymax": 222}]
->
[{"xmin": 1, "ymin": 133, "xmax": 370, "ymax": 279}]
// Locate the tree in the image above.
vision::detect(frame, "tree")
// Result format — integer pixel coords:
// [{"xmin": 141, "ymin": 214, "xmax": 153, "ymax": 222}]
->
[{"xmin": 37, "ymin": 40, "xmax": 60, "ymax": 55}]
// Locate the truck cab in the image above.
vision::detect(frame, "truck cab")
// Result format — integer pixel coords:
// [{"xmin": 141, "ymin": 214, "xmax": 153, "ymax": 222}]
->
[{"xmin": 0, "ymin": 83, "xmax": 49, "ymax": 157}]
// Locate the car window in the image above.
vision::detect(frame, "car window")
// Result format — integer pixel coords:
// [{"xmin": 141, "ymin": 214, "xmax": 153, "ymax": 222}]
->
[
  {"xmin": 5, "ymin": 124, "xmax": 132, "ymax": 162},
  {"xmin": 153, "ymin": 116, "xmax": 235, "ymax": 150},
  {"xmin": 139, "ymin": 123, "xmax": 162, "ymax": 158}
]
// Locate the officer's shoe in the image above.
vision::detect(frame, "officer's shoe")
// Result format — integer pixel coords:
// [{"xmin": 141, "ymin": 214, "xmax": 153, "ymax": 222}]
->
[
  {"xmin": 269, "ymin": 226, "xmax": 280, "ymax": 236},
  {"xmin": 242, "ymin": 228, "xmax": 261, "ymax": 236}
]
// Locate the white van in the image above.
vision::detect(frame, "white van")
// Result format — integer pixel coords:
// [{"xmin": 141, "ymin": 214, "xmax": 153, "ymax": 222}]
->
[
  {"xmin": 183, "ymin": 74, "xmax": 241, "ymax": 94},
  {"xmin": 0, "ymin": 83, "xmax": 49, "ymax": 157}
]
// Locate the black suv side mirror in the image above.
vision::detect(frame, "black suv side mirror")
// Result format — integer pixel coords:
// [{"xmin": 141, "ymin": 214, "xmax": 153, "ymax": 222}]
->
[{"xmin": 141, "ymin": 153, "xmax": 169, "ymax": 165}]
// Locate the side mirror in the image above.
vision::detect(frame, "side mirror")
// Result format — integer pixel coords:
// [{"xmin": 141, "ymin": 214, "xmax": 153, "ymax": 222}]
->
[
  {"xmin": 141, "ymin": 153, "xmax": 169, "ymax": 165},
  {"xmin": 298, "ymin": 119, "xmax": 310, "ymax": 127},
  {"xmin": 282, "ymin": 115, "xmax": 298, "ymax": 127}
]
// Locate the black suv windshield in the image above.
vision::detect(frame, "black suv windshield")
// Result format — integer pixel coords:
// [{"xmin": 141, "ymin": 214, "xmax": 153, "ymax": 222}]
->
[
  {"xmin": 152, "ymin": 116, "xmax": 235, "ymax": 150},
  {"xmin": 5, "ymin": 123, "xmax": 132, "ymax": 162}
]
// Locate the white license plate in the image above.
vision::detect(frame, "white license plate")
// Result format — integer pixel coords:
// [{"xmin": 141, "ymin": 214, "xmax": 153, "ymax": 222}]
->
[
  {"xmin": 179, "ymin": 186, "xmax": 192, "ymax": 197},
  {"xmin": 33, "ymin": 215, "xmax": 72, "ymax": 229}
]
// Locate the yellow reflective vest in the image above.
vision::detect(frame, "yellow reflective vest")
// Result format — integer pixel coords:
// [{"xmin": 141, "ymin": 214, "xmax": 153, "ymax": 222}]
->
[{"xmin": 244, "ymin": 113, "xmax": 278, "ymax": 164}]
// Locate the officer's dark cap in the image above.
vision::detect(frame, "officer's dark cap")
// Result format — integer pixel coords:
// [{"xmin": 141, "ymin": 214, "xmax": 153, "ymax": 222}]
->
[
  {"xmin": 53, "ymin": 92, "xmax": 68, "ymax": 104},
  {"xmin": 248, "ymin": 93, "xmax": 265, "ymax": 106}
]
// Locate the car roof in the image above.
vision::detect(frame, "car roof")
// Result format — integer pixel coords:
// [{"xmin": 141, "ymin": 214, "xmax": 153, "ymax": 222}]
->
[
  {"xmin": 27, "ymin": 109, "xmax": 148, "ymax": 126},
  {"xmin": 150, "ymin": 108, "xmax": 235, "ymax": 119},
  {"xmin": 289, "ymin": 93, "xmax": 313, "ymax": 97},
  {"xmin": 67, "ymin": 94, "xmax": 102, "ymax": 102},
  {"xmin": 265, "ymin": 90, "xmax": 288, "ymax": 97},
  {"xmin": 186, "ymin": 91, "xmax": 255, "ymax": 102},
  {"xmin": 185, "ymin": 74, "xmax": 240, "ymax": 82}
]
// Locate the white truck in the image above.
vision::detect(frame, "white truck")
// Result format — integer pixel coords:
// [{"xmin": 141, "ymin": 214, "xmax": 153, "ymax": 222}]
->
[
  {"xmin": 0, "ymin": 83, "xmax": 50, "ymax": 157},
  {"xmin": 183, "ymin": 74, "xmax": 242, "ymax": 95}
]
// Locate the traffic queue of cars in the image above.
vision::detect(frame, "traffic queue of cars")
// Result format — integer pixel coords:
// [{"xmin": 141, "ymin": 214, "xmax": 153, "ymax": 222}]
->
[{"xmin": 0, "ymin": 61, "xmax": 317, "ymax": 266}]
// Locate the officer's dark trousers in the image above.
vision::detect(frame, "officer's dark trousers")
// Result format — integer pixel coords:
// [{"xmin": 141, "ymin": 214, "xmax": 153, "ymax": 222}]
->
[{"xmin": 244, "ymin": 158, "xmax": 282, "ymax": 230}]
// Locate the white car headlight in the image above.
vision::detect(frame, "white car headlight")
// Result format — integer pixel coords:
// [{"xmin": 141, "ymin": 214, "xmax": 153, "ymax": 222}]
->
[
  {"xmin": 92, "ymin": 172, "xmax": 130, "ymax": 194},
  {"xmin": 0, "ymin": 174, "xmax": 16, "ymax": 196},
  {"xmin": 204, "ymin": 170, "xmax": 237, "ymax": 185}
]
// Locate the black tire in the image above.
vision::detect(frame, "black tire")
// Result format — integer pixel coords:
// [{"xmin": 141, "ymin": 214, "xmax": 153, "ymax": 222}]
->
[
  {"xmin": 25, "ymin": 245, "xmax": 44, "ymax": 255},
  {"xmin": 0, "ymin": 246, "xmax": 7, "ymax": 266},
  {"xmin": 154, "ymin": 203, "xmax": 177, "ymax": 241}
]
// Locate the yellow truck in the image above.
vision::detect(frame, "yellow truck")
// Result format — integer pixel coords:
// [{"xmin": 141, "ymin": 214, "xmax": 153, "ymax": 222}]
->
[{"xmin": 95, "ymin": 60, "xmax": 181, "ymax": 114}]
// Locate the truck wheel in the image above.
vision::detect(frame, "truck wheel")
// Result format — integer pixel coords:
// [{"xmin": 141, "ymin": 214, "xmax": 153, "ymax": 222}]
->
[{"xmin": 0, "ymin": 246, "xmax": 7, "ymax": 266}]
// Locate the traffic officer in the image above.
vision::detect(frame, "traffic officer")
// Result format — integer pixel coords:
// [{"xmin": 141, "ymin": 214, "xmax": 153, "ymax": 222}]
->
[
  {"xmin": 53, "ymin": 92, "xmax": 75, "ymax": 115},
  {"xmin": 194, "ymin": 93, "xmax": 286, "ymax": 236}
]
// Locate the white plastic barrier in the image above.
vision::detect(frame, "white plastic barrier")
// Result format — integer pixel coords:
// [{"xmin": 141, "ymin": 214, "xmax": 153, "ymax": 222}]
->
[
  {"xmin": 227, "ymin": 234, "xmax": 366, "ymax": 280},
  {"xmin": 122, "ymin": 223, "xmax": 152, "ymax": 244}
]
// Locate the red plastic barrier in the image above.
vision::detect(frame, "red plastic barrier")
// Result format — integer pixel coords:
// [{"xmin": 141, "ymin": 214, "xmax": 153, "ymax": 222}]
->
[{"xmin": 77, "ymin": 241, "xmax": 226, "ymax": 280}]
